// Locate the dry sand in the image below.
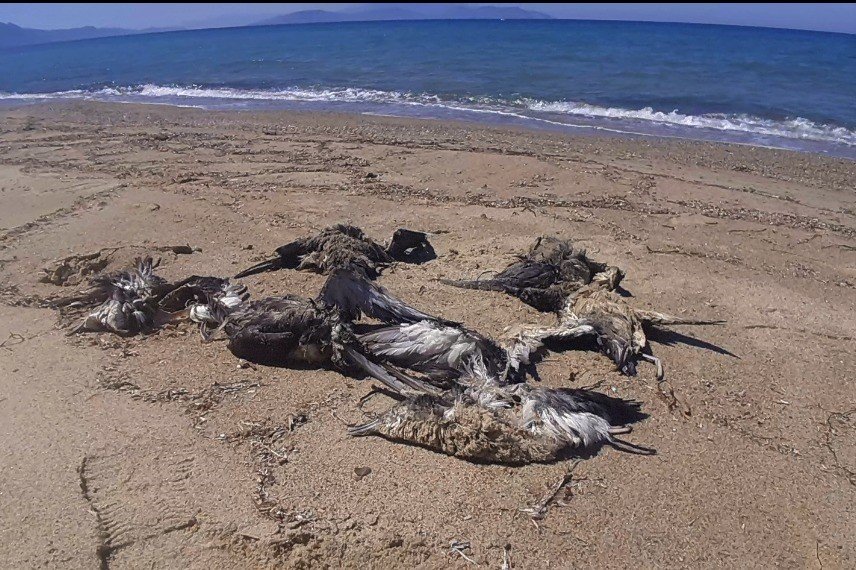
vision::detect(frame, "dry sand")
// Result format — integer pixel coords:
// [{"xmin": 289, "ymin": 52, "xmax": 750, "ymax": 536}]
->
[{"xmin": 0, "ymin": 101, "xmax": 854, "ymax": 568}]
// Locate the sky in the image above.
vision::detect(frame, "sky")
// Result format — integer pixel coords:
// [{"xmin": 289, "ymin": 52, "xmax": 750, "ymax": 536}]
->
[{"xmin": 0, "ymin": 3, "xmax": 853, "ymax": 34}]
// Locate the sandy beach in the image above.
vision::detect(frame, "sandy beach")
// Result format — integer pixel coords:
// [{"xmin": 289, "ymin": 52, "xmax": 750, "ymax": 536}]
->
[{"xmin": 0, "ymin": 101, "xmax": 854, "ymax": 568}]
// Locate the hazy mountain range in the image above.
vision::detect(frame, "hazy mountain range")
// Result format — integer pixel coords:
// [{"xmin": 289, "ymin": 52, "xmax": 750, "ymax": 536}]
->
[
  {"xmin": 257, "ymin": 5, "xmax": 550, "ymax": 25},
  {"xmin": 1, "ymin": 5, "xmax": 551, "ymax": 49},
  {"xmin": 0, "ymin": 22, "xmax": 177, "ymax": 49}
]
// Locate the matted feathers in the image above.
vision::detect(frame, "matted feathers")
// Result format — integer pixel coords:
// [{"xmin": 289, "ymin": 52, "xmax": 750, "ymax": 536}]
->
[
  {"xmin": 441, "ymin": 236, "xmax": 623, "ymax": 312},
  {"xmin": 67, "ymin": 257, "xmax": 174, "ymax": 336},
  {"xmin": 235, "ymin": 224, "xmax": 433, "ymax": 280},
  {"xmin": 349, "ymin": 387, "xmax": 652, "ymax": 464},
  {"xmin": 319, "ymin": 269, "xmax": 450, "ymax": 325}
]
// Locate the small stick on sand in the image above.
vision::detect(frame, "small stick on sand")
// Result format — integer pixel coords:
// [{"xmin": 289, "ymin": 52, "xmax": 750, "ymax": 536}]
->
[
  {"xmin": 329, "ymin": 410, "xmax": 351, "ymax": 427},
  {"xmin": 520, "ymin": 460, "xmax": 581, "ymax": 522},
  {"xmin": 0, "ymin": 332, "xmax": 25, "ymax": 350},
  {"xmin": 501, "ymin": 544, "xmax": 512, "ymax": 570},
  {"xmin": 449, "ymin": 540, "xmax": 478, "ymax": 565}
]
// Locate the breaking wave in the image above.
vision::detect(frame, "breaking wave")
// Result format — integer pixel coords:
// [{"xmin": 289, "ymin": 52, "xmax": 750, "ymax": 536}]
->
[
  {"xmin": 1, "ymin": 84, "xmax": 854, "ymax": 148},
  {"xmin": 523, "ymin": 99, "xmax": 856, "ymax": 147}
]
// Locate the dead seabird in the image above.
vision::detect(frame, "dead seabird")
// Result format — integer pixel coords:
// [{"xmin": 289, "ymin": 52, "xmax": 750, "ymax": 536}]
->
[
  {"xmin": 441, "ymin": 236, "xmax": 622, "ymax": 312},
  {"xmin": 234, "ymin": 224, "xmax": 433, "ymax": 280},
  {"xmin": 66, "ymin": 257, "xmax": 180, "ymax": 336},
  {"xmin": 158, "ymin": 275, "xmax": 249, "ymax": 338},
  {"xmin": 196, "ymin": 268, "xmax": 446, "ymax": 395},
  {"xmin": 349, "ymin": 384, "xmax": 652, "ymax": 464},
  {"xmin": 506, "ymin": 274, "xmax": 722, "ymax": 380}
]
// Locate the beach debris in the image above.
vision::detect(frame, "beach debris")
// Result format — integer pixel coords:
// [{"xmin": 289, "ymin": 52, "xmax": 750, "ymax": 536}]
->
[
  {"xmin": 520, "ymin": 461, "xmax": 580, "ymax": 523},
  {"xmin": 449, "ymin": 540, "xmax": 478, "ymax": 565},
  {"xmin": 501, "ymin": 544, "xmax": 512, "ymax": 570},
  {"xmin": 153, "ymin": 244, "xmax": 196, "ymax": 254},
  {"xmin": 41, "ymin": 245, "xmax": 197, "ymax": 290},
  {"xmin": 353, "ymin": 466, "xmax": 372, "ymax": 480},
  {"xmin": 0, "ymin": 332, "xmax": 26, "ymax": 351},
  {"xmin": 40, "ymin": 249, "xmax": 118, "ymax": 286},
  {"xmin": 287, "ymin": 413, "xmax": 307, "ymax": 432}
]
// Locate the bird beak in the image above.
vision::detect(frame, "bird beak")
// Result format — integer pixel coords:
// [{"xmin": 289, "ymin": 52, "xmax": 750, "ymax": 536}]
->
[
  {"xmin": 347, "ymin": 419, "xmax": 382, "ymax": 436},
  {"xmin": 234, "ymin": 257, "xmax": 281, "ymax": 279}
]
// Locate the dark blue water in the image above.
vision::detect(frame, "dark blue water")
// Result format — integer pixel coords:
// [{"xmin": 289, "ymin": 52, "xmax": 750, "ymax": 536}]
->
[{"xmin": 2, "ymin": 20, "xmax": 854, "ymax": 157}]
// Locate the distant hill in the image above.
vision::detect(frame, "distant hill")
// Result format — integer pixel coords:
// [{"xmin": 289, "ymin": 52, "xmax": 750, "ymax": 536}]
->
[
  {"xmin": 257, "ymin": 5, "xmax": 552, "ymax": 26},
  {"xmin": 1, "ymin": 5, "xmax": 552, "ymax": 50},
  {"xmin": 0, "ymin": 22, "xmax": 174, "ymax": 49}
]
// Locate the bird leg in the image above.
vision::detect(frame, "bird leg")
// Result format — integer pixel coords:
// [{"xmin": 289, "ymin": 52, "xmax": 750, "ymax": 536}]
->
[
  {"xmin": 65, "ymin": 321, "xmax": 89, "ymax": 336},
  {"xmin": 639, "ymin": 354, "xmax": 692, "ymax": 417},
  {"xmin": 347, "ymin": 418, "xmax": 382, "ymax": 436},
  {"xmin": 357, "ymin": 386, "xmax": 402, "ymax": 411},
  {"xmin": 607, "ymin": 437, "xmax": 657, "ymax": 455},
  {"xmin": 639, "ymin": 353, "xmax": 664, "ymax": 381}
]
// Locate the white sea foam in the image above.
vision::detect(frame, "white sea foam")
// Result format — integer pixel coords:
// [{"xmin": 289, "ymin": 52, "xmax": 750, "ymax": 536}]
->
[
  {"xmin": 136, "ymin": 84, "xmax": 426, "ymax": 103},
  {"xmin": 522, "ymin": 99, "xmax": 856, "ymax": 146},
  {"xmin": 1, "ymin": 85, "xmax": 853, "ymax": 148}
]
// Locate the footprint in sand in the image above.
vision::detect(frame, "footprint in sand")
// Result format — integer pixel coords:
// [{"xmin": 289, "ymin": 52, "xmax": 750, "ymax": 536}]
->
[{"xmin": 78, "ymin": 447, "xmax": 200, "ymax": 562}]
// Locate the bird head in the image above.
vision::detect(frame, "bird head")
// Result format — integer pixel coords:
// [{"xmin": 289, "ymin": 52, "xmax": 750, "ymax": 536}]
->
[{"xmin": 591, "ymin": 266, "xmax": 625, "ymax": 291}]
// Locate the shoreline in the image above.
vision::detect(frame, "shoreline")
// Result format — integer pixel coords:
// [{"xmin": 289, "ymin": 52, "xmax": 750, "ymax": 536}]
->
[
  {"xmin": 1, "ymin": 97, "xmax": 853, "ymax": 160},
  {"xmin": 0, "ymin": 101, "xmax": 854, "ymax": 567}
]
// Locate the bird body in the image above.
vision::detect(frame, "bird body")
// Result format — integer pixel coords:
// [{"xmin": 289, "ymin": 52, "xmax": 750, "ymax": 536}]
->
[
  {"xmin": 235, "ymin": 224, "xmax": 433, "ymax": 280},
  {"xmin": 217, "ymin": 295, "xmax": 340, "ymax": 367},
  {"xmin": 158, "ymin": 275, "xmax": 249, "ymax": 338},
  {"xmin": 350, "ymin": 386, "xmax": 650, "ymax": 464},
  {"xmin": 196, "ymin": 270, "xmax": 444, "ymax": 397},
  {"xmin": 442, "ymin": 236, "xmax": 621, "ymax": 312},
  {"xmin": 68, "ymin": 257, "xmax": 178, "ymax": 336},
  {"xmin": 357, "ymin": 320, "xmax": 511, "ymax": 386},
  {"xmin": 507, "ymin": 277, "xmax": 722, "ymax": 379}
]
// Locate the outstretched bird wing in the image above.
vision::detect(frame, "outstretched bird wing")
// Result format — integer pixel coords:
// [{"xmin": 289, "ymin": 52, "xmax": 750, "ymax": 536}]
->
[
  {"xmin": 357, "ymin": 320, "xmax": 505, "ymax": 383},
  {"xmin": 319, "ymin": 269, "xmax": 453, "ymax": 325},
  {"xmin": 342, "ymin": 346, "xmax": 443, "ymax": 397}
]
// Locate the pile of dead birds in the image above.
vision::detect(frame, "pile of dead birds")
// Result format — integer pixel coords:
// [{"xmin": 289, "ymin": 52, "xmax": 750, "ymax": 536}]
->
[{"xmin": 50, "ymin": 224, "xmax": 721, "ymax": 465}]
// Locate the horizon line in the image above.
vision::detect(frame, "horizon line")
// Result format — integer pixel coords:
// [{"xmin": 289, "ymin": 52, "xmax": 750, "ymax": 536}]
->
[{"xmin": 2, "ymin": 16, "xmax": 852, "ymax": 50}]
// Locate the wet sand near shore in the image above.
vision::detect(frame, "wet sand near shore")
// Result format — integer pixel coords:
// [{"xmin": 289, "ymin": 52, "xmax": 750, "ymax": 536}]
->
[{"xmin": 0, "ymin": 101, "xmax": 854, "ymax": 568}]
